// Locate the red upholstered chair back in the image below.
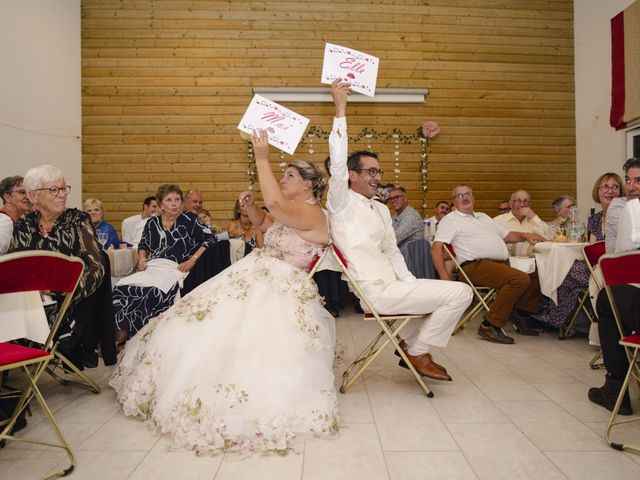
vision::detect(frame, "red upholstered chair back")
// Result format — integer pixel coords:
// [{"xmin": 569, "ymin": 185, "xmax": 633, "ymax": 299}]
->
[
  {"xmin": 584, "ymin": 241, "xmax": 606, "ymax": 267},
  {"xmin": 445, "ymin": 243, "xmax": 456, "ymax": 258},
  {"xmin": 0, "ymin": 251, "xmax": 84, "ymax": 295},
  {"xmin": 599, "ymin": 250, "xmax": 640, "ymax": 286},
  {"xmin": 331, "ymin": 244, "xmax": 349, "ymax": 269}
]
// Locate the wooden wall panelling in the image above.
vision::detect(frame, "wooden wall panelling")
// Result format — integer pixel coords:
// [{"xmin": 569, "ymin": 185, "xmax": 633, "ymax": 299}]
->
[{"xmin": 81, "ymin": 0, "xmax": 575, "ymax": 232}]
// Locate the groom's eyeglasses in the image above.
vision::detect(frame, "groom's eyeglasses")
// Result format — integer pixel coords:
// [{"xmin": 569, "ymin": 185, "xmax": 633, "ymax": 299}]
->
[{"xmin": 353, "ymin": 168, "xmax": 384, "ymax": 177}]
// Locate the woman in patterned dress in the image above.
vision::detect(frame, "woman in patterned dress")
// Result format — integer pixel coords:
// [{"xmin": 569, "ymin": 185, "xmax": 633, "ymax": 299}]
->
[
  {"xmin": 10, "ymin": 164, "xmax": 110, "ymax": 366},
  {"xmin": 110, "ymin": 130, "xmax": 338, "ymax": 455},
  {"xmin": 112, "ymin": 184, "xmax": 217, "ymax": 342}
]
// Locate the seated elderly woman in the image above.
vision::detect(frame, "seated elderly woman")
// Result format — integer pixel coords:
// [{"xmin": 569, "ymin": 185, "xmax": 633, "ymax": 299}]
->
[
  {"xmin": 227, "ymin": 198, "xmax": 264, "ymax": 248},
  {"xmin": 587, "ymin": 173, "xmax": 625, "ymax": 243},
  {"xmin": 9, "ymin": 164, "xmax": 114, "ymax": 368},
  {"xmin": 539, "ymin": 195, "xmax": 593, "ymax": 334},
  {"xmin": 112, "ymin": 183, "xmax": 217, "ymax": 342},
  {"xmin": 83, "ymin": 197, "xmax": 120, "ymax": 250},
  {"xmin": 548, "ymin": 194, "xmax": 575, "ymax": 230},
  {"xmin": 0, "ymin": 175, "xmax": 31, "ymax": 254}
]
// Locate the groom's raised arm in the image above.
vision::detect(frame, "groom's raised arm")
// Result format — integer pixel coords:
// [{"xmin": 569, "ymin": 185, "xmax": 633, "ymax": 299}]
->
[{"xmin": 327, "ymin": 79, "xmax": 351, "ymax": 217}]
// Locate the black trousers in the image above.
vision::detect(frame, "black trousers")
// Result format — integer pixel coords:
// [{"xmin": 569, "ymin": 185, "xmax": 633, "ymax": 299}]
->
[{"xmin": 596, "ymin": 285, "xmax": 640, "ymax": 378}]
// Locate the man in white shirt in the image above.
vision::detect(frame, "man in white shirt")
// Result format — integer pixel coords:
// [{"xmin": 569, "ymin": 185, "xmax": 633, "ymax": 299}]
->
[
  {"xmin": 432, "ymin": 185, "xmax": 545, "ymax": 344},
  {"xmin": 604, "ymin": 158, "xmax": 640, "ymax": 252},
  {"xmin": 327, "ymin": 80, "xmax": 472, "ymax": 382},
  {"xmin": 493, "ymin": 189, "xmax": 545, "ymax": 236},
  {"xmin": 389, "ymin": 186, "xmax": 424, "ymax": 249},
  {"xmin": 121, "ymin": 196, "xmax": 158, "ymax": 246},
  {"xmin": 588, "ymin": 196, "xmax": 640, "ymax": 416}
]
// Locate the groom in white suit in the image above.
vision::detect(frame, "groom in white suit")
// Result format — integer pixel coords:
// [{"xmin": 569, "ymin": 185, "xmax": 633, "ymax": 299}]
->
[{"xmin": 326, "ymin": 80, "xmax": 472, "ymax": 381}]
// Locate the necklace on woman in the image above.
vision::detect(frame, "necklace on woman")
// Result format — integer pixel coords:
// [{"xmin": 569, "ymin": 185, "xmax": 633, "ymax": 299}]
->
[{"xmin": 39, "ymin": 221, "xmax": 53, "ymax": 237}]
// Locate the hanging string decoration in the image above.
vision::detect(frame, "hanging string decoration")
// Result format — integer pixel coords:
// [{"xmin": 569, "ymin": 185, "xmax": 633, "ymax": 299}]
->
[
  {"xmin": 246, "ymin": 139, "xmax": 256, "ymax": 190},
  {"xmin": 393, "ymin": 133, "xmax": 401, "ymax": 184}
]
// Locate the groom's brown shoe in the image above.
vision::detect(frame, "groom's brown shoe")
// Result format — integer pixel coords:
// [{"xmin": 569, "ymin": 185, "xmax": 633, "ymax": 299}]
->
[{"xmin": 395, "ymin": 340, "xmax": 452, "ymax": 381}]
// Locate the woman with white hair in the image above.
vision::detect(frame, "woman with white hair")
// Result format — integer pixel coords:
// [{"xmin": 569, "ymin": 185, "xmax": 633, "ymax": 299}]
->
[
  {"xmin": 83, "ymin": 197, "xmax": 120, "ymax": 250},
  {"xmin": 10, "ymin": 164, "xmax": 115, "ymax": 367},
  {"xmin": 111, "ymin": 130, "xmax": 338, "ymax": 456}
]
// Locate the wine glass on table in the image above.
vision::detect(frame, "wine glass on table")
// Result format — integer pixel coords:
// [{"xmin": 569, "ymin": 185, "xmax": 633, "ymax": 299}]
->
[{"xmin": 97, "ymin": 231, "xmax": 108, "ymax": 250}]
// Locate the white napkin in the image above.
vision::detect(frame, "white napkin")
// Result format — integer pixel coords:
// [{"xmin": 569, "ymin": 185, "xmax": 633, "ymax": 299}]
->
[{"xmin": 116, "ymin": 258, "xmax": 188, "ymax": 293}]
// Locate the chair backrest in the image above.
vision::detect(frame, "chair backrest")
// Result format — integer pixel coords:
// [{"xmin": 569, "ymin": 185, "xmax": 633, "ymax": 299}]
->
[
  {"xmin": 307, "ymin": 243, "xmax": 331, "ymax": 279},
  {"xmin": 583, "ymin": 241, "xmax": 606, "ymax": 268},
  {"xmin": 599, "ymin": 250, "xmax": 640, "ymax": 287},
  {"xmin": 598, "ymin": 250, "xmax": 640, "ymax": 341},
  {"xmin": 328, "ymin": 243, "xmax": 381, "ymax": 315},
  {"xmin": 0, "ymin": 251, "xmax": 84, "ymax": 350},
  {"xmin": 0, "ymin": 251, "xmax": 84, "ymax": 295}
]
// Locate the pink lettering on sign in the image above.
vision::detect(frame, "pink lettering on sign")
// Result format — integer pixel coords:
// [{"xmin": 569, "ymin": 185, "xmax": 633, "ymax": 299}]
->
[
  {"xmin": 260, "ymin": 112, "xmax": 291, "ymax": 131},
  {"xmin": 339, "ymin": 57, "xmax": 366, "ymax": 74}
]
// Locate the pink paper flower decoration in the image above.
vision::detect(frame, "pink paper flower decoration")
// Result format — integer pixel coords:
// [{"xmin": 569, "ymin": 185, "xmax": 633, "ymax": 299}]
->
[{"xmin": 422, "ymin": 121, "xmax": 441, "ymax": 139}]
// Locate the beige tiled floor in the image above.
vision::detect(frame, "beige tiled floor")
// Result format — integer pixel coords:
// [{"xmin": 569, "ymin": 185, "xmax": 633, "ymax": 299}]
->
[{"xmin": 3, "ymin": 311, "xmax": 640, "ymax": 479}]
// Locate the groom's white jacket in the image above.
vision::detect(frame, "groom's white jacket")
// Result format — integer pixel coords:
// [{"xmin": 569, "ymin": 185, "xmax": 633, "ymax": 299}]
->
[{"xmin": 327, "ymin": 116, "xmax": 416, "ymax": 299}]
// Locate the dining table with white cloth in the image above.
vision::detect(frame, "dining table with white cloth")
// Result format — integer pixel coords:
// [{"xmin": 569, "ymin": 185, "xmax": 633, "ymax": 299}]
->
[
  {"xmin": 533, "ymin": 241, "xmax": 587, "ymax": 304},
  {"xmin": 0, "ymin": 292, "xmax": 50, "ymax": 343}
]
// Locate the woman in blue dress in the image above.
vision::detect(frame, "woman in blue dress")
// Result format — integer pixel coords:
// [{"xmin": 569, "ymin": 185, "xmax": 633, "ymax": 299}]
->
[
  {"xmin": 113, "ymin": 184, "xmax": 217, "ymax": 342},
  {"xmin": 83, "ymin": 198, "xmax": 120, "ymax": 250}
]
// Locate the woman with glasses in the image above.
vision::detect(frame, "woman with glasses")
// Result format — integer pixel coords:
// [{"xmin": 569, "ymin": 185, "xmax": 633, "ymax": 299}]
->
[
  {"xmin": 587, "ymin": 173, "xmax": 625, "ymax": 243},
  {"xmin": 9, "ymin": 164, "xmax": 113, "ymax": 368},
  {"xmin": 0, "ymin": 175, "xmax": 31, "ymax": 254}
]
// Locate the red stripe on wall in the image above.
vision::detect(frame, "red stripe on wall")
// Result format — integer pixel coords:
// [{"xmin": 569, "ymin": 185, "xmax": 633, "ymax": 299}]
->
[{"xmin": 611, "ymin": 12, "xmax": 626, "ymax": 130}]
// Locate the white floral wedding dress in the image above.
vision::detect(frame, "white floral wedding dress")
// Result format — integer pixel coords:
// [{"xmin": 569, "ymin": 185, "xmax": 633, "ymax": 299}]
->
[{"xmin": 110, "ymin": 221, "xmax": 338, "ymax": 455}]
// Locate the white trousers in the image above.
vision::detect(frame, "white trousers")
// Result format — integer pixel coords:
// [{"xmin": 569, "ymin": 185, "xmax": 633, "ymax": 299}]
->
[{"xmin": 364, "ymin": 279, "xmax": 473, "ymax": 355}]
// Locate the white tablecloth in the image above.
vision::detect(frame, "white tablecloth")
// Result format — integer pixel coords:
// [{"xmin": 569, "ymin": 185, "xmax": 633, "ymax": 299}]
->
[
  {"xmin": 0, "ymin": 292, "xmax": 49, "ymax": 343},
  {"xmin": 508, "ymin": 256, "xmax": 536, "ymax": 274},
  {"xmin": 533, "ymin": 242, "xmax": 586, "ymax": 304}
]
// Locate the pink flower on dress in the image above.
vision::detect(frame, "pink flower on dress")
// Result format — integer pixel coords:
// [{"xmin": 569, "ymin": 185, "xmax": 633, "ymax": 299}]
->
[{"xmin": 422, "ymin": 121, "xmax": 441, "ymax": 138}]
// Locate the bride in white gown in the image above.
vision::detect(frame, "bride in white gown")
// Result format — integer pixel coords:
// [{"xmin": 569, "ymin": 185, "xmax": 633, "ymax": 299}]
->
[{"xmin": 110, "ymin": 130, "xmax": 338, "ymax": 455}]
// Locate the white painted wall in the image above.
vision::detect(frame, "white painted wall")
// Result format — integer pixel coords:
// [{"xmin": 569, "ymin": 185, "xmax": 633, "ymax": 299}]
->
[
  {"xmin": 0, "ymin": 0, "xmax": 81, "ymax": 208},
  {"xmin": 575, "ymin": 0, "xmax": 636, "ymax": 219}
]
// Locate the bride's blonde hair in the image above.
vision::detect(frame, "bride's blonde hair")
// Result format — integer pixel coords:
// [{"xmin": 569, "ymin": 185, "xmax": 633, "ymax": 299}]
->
[{"xmin": 288, "ymin": 160, "xmax": 326, "ymax": 202}]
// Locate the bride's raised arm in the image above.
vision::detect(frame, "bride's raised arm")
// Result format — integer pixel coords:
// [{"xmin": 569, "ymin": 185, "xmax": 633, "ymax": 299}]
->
[{"xmin": 251, "ymin": 129, "xmax": 328, "ymax": 241}]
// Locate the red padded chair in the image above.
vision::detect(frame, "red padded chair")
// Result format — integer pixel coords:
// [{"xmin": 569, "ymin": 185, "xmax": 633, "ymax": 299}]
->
[
  {"xmin": 598, "ymin": 250, "xmax": 640, "ymax": 453},
  {"xmin": 0, "ymin": 251, "xmax": 84, "ymax": 478},
  {"xmin": 329, "ymin": 243, "xmax": 434, "ymax": 397}
]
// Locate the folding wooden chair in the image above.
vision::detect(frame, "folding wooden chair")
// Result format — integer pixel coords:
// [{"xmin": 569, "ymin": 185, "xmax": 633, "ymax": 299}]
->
[
  {"xmin": 443, "ymin": 244, "xmax": 496, "ymax": 335},
  {"xmin": 599, "ymin": 250, "xmax": 640, "ymax": 453},
  {"xmin": 559, "ymin": 241, "xmax": 604, "ymax": 340},
  {"xmin": 0, "ymin": 251, "xmax": 84, "ymax": 478},
  {"xmin": 329, "ymin": 243, "xmax": 434, "ymax": 397}
]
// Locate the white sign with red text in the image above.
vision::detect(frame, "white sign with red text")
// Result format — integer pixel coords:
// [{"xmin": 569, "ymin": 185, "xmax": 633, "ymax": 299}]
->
[
  {"xmin": 321, "ymin": 43, "xmax": 379, "ymax": 97},
  {"xmin": 237, "ymin": 94, "xmax": 310, "ymax": 155}
]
